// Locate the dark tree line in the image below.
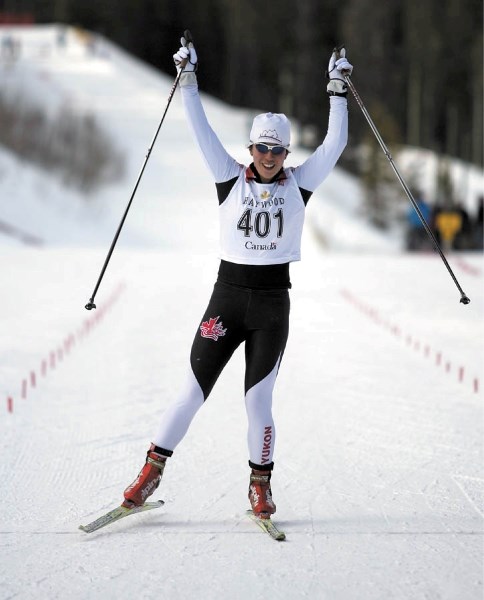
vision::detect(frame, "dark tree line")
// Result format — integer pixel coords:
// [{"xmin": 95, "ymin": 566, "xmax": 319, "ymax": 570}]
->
[
  {"xmin": 3, "ymin": 0, "xmax": 483, "ymax": 168},
  {"xmin": 0, "ymin": 90, "xmax": 125, "ymax": 192}
]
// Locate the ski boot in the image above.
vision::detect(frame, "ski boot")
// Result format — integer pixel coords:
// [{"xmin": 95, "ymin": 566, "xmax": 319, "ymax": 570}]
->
[
  {"xmin": 122, "ymin": 443, "xmax": 169, "ymax": 508},
  {"xmin": 248, "ymin": 461, "xmax": 276, "ymax": 518}
]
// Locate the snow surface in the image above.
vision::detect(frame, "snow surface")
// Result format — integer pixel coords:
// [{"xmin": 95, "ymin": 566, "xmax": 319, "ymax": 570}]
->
[{"xmin": 0, "ymin": 25, "xmax": 483, "ymax": 600}]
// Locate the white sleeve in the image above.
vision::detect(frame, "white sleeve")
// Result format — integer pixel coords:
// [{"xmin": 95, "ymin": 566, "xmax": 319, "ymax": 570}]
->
[
  {"xmin": 293, "ymin": 97, "xmax": 348, "ymax": 191},
  {"xmin": 180, "ymin": 84, "xmax": 242, "ymax": 183}
]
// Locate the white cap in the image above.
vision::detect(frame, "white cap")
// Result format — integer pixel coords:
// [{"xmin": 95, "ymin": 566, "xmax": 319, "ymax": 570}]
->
[{"xmin": 248, "ymin": 112, "xmax": 291, "ymax": 148}]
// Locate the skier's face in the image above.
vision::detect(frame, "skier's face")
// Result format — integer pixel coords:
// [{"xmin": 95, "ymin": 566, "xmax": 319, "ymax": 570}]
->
[{"xmin": 250, "ymin": 144, "xmax": 288, "ymax": 183}]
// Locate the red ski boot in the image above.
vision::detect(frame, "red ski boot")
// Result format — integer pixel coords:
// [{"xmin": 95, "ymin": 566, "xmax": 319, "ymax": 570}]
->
[
  {"xmin": 122, "ymin": 444, "xmax": 167, "ymax": 508},
  {"xmin": 248, "ymin": 465, "xmax": 276, "ymax": 518}
]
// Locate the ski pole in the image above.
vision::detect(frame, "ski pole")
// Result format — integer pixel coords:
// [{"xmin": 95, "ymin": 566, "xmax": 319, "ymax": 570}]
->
[
  {"xmin": 84, "ymin": 30, "xmax": 194, "ymax": 310},
  {"xmin": 335, "ymin": 46, "xmax": 470, "ymax": 305}
]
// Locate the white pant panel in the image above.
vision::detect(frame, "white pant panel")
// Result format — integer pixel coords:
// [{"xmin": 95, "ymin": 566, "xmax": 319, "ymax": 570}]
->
[
  {"xmin": 153, "ymin": 368, "xmax": 204, "ymax": 451},
  {"xmin": 245, "ymin": 355, "xmax": 281, "ymax": 466}
]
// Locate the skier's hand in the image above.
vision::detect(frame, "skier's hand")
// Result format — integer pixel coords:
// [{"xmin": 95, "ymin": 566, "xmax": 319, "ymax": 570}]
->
[
  {"xmin": 328, "ymin": 47, "xmax": 353, "ymax": 78},
  {"xmin": 326, "ymin": 47, "xmax": 353, "ymax": 96},
  {"xmin": 173, "ymin": 36, "xmax": 197, "ymax": 73}
]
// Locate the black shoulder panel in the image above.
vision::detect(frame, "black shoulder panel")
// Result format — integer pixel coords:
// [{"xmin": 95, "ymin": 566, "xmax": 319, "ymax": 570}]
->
[
  {"xmin": 299, "ymin": 187, "xmax": 313, "ymax": 206},
  {"xmin": 215, "ymin": 177, "xmax": 239, "ymax": 205}
]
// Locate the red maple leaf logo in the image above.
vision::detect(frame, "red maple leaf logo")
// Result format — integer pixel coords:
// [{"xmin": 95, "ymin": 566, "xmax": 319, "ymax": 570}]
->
[{"xmin": 200, "ymin": 316, "xmax": 227, "ymax": 341}]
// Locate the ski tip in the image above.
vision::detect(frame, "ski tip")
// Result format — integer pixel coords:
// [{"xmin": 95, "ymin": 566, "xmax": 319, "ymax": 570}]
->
[
  {"xmin": 78, "ymin": 499, "xmax": 165, "ymax": 534},
  {"xmin": 246, "ymin": 509, "xmax": 286, "ymax": 541}
]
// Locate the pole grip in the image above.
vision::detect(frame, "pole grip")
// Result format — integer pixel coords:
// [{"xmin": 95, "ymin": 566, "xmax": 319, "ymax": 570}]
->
[
  {"xmin": 333, "ymin": 44, "xmax": 345, "ymax": 58},
  {"xmin": 333, "ymin": 44, "xmax": 352, "ymax": 76},
  {"xmin": 180, "ymin": 29, "xmax": 194, "ymax": 68}
]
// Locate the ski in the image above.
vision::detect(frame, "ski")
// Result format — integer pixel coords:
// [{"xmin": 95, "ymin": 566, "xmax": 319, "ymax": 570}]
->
[
  {"xmin": 79, "ymin": 500, "xmax": 164, "ymax": 533},
  {"xmin": 246, "ymin": 510, "xmax": 286, "ymax": 541}
]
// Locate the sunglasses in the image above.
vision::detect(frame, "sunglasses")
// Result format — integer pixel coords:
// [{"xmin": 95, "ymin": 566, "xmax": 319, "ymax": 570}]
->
[{"xmin": 254, "ymin": 143, "xmax": 287, "ymax": 156}]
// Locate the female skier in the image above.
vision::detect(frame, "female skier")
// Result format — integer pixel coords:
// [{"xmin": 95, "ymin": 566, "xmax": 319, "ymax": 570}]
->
[{"xmin": 122, "ymin": 37, "xmax": 353, "ymax": 519}]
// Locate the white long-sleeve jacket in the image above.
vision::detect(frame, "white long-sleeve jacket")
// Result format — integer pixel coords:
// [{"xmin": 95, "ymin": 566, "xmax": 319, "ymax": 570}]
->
[{"xmin": 180, "ymin": 83, "xmax": 347, "ymax": 267}]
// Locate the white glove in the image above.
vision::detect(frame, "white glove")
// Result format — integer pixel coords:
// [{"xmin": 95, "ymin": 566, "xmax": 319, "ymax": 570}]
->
[
  {"xmin": 173, "ymin": 36, "xmax": 198, "ymax": 86},
  {"xmin": 327, "ymin": 48, "xmax": 353, "ymax": 96}
]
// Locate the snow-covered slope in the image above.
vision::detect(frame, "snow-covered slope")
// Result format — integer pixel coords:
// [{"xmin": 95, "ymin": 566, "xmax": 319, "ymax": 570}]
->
[
  {"xmin": 0, "ymin": 24, "xmax": 402, "ymax": 253},
  {"xmin": 0, "ymin": 25, "xmax": 483, "ymax": 600}
]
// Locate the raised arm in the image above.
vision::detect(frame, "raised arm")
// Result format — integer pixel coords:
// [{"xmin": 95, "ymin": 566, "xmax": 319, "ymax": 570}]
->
[
  {"xmin": 174, "ymin": 37, "xmax": 241, "ymax": 183},
  {"xmin": 293, "ymin": 48, "xmax": 353, "ymax": 192}
]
